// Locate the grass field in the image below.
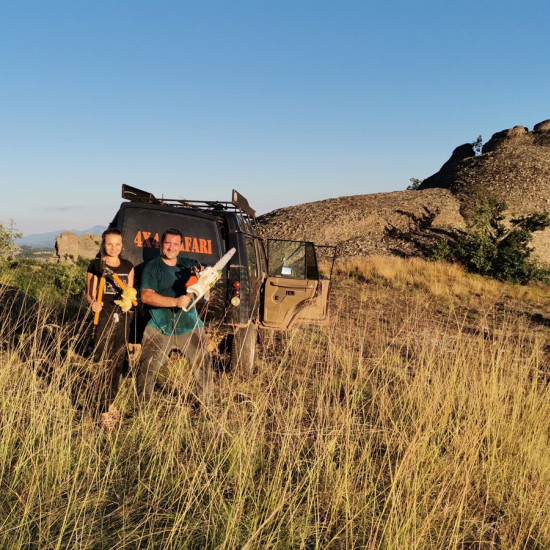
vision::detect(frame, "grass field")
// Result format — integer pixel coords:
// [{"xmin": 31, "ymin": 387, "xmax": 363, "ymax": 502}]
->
[{"xmin": 1, "ymin": 256, "xmax": 550, "ymax": 549}]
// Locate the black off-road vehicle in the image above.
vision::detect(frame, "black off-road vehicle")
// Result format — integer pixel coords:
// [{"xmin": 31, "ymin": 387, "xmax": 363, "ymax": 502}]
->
[{"xmin": 108, "ymin": 184, "xmax": 336, "ymax": 372}]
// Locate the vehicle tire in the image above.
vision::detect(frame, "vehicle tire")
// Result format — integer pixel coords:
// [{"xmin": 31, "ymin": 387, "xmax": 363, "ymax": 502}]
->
[{"xmin": 230, "ymin": 323, "xmax": 258, "ymax": 375}]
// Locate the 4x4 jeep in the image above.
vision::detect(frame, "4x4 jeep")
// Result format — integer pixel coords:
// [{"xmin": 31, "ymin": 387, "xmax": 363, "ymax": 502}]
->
[{"xmin": 108, "ymin": 184, "xmax": 336, "ymax": 373}]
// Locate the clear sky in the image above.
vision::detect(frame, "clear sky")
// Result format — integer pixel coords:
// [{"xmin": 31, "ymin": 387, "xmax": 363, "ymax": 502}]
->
[{"xmin": 1, "ymin": 0, "xmax": 549, "ymax": 236}]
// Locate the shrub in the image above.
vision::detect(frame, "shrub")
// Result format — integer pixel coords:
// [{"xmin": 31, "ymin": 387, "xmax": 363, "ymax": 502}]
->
[
  {"xmin": 430, "ymin": 196, "xmax": 550, "ymax": 284},
  {"xmin": 406, "ymin": 177, "xmax": 423, "ymax": 190},
  {"xmin": 0, "ymin": 259, "xmax": 87, "ymax": 305}
]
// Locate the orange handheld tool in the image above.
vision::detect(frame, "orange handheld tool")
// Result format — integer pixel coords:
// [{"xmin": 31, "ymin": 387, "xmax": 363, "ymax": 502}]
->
[
  {"xmin": 93, "ymin": 277, "xmax": 106, "ymax": 325},
  {"xmin": 110, "ymin": 271, "xmax": 138, "ymax": 306}
]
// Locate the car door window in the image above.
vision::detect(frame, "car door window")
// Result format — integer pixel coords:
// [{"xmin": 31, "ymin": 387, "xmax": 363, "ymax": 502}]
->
[
  {"xmin": 245, "ymin": 238, "xmax": 257, "ymax": 279},
  {"xmin": 267, "ymin": 240, "xmax": 318, "ymax": 280}
]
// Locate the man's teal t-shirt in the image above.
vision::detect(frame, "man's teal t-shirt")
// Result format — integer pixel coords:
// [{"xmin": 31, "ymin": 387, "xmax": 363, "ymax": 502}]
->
[{"xmin": 140, "ymin": 256, "xmax": 203, "ymax": 335}]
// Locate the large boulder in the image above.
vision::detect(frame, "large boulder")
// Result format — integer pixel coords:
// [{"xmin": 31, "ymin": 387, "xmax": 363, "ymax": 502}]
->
[
  {"xmin": 534, "ymin": 119, "xmax": 550, "ymax": 132},
  {"xmin": 52, "ymin": 232, "xmax": 101, "ymax": 264}
]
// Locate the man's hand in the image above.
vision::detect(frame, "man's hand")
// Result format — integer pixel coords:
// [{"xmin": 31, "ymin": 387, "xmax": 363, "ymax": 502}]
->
[
  {"xmin": 174, "ymin": 294, "xmax": 192, "ymax": 309},
  {"xmin": 191, "ymin": 263, "xmax": 205, "ymax": 276}
]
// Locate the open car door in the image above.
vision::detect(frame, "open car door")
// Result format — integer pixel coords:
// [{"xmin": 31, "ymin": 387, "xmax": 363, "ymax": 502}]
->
[{"xmin": 261, "ymin": 239, "xmax": 336, "ymax": 330}]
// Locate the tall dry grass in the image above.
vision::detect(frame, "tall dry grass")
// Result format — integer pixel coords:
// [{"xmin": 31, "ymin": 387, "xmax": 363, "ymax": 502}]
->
[{"xmin": 1, "ymin": 257, "xmax": 550, "ymax": 549}]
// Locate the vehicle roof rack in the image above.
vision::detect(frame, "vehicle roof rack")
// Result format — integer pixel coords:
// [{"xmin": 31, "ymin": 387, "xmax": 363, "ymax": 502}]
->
[
  {"xmin": 121, "ymin": 184, "xmax": 256, "ymax": 219},
  {"xmin": 121, "ymin": 184, "xmax": 161, "ymax": 204}
]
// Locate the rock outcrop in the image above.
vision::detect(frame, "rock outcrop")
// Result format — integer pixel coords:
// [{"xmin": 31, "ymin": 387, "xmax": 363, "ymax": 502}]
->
[
  {"xmin": 52, "ymin": 232, "xmax": 101, "ymax": 264},
  {"xmin": 419, "ymin": 120, "xmax": 550, "ymax": 221}
]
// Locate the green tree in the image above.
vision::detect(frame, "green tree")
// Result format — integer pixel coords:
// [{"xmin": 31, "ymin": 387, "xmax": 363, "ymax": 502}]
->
[
  {"xmin": 407, "ymin": 177, "xmax": 423, "ymax": 190},
  {"xmin": 0, "ymin": 219, "xmax": 22, "ymax": 260},
  {"xmin": 431, "ymin": 196, "xmax": 550, "ymax": 283}
]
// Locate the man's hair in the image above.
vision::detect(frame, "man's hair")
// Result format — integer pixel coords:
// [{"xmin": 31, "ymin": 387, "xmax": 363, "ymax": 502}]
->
[{"xmin": 161, "ymin": 228, "xmax": 183, "ymax": 244}]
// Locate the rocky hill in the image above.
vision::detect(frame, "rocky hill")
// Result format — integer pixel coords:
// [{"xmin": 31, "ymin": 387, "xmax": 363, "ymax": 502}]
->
[
  {"xmin": 257, "ymin": 188, "xmax": 465, "ymax": 259},
  {"xmin": 258, "ymin": 119, "xmax": 550, "ymax": 264},
  {"xmin": 418, "ymin": 119, "xmax": 550, "ymax": 220}
]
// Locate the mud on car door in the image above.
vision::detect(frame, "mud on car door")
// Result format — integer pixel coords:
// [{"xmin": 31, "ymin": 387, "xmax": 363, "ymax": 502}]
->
[{"xmin": 261, "ymin": 239, "xmax": 336, "ymax": 330}]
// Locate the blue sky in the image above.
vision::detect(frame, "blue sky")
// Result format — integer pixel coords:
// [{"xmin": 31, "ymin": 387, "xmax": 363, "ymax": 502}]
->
[{"xmin": 1, "ymin": 0, "xmax": 549, "ymax": 236}]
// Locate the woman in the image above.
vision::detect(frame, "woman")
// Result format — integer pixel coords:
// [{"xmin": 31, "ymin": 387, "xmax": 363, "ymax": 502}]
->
[{"xmin": 86, "ymin": 228, "xmax": 135, "ymax": 430}]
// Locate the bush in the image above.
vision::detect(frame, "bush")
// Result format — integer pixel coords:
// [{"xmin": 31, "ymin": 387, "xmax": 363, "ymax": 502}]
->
[
  {"xmin": 0, "ymin": 259, "xmax": 87, "ymax": 305},
  {"xmin": 430, "ymin": 196, "xmax": 550, "ymax": 284},
  {"xmin": 406, "ymin": 177, "xmax": 423, "ymax": 190}
]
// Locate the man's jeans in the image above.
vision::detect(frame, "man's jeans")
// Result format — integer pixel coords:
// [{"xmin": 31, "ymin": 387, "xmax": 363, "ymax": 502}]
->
[{"xmin": 136, "ymin": 325, "xmax": 213, "ymax": 406}]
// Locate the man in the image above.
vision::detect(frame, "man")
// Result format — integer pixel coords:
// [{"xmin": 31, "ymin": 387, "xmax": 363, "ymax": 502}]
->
[{"xmin": 136, "ymin": 228, "xmax": 212, "ymax": 407}]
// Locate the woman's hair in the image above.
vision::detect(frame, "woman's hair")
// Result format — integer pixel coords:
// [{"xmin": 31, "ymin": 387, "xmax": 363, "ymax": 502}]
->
[{"xmin": 100, "ymin": 228, "xmax": 123, "ymax": 256}]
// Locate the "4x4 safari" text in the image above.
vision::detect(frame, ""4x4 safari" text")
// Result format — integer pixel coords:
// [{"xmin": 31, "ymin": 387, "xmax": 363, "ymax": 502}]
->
[{"xmin": 133, "ymin": 231, "xmax": 213, "ymax": 255}]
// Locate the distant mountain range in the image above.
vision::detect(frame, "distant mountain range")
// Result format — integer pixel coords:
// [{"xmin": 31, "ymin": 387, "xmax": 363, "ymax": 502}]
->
[{"xmin": 16, "ymin": 225, "xmax": 107, "ymax": 249}]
